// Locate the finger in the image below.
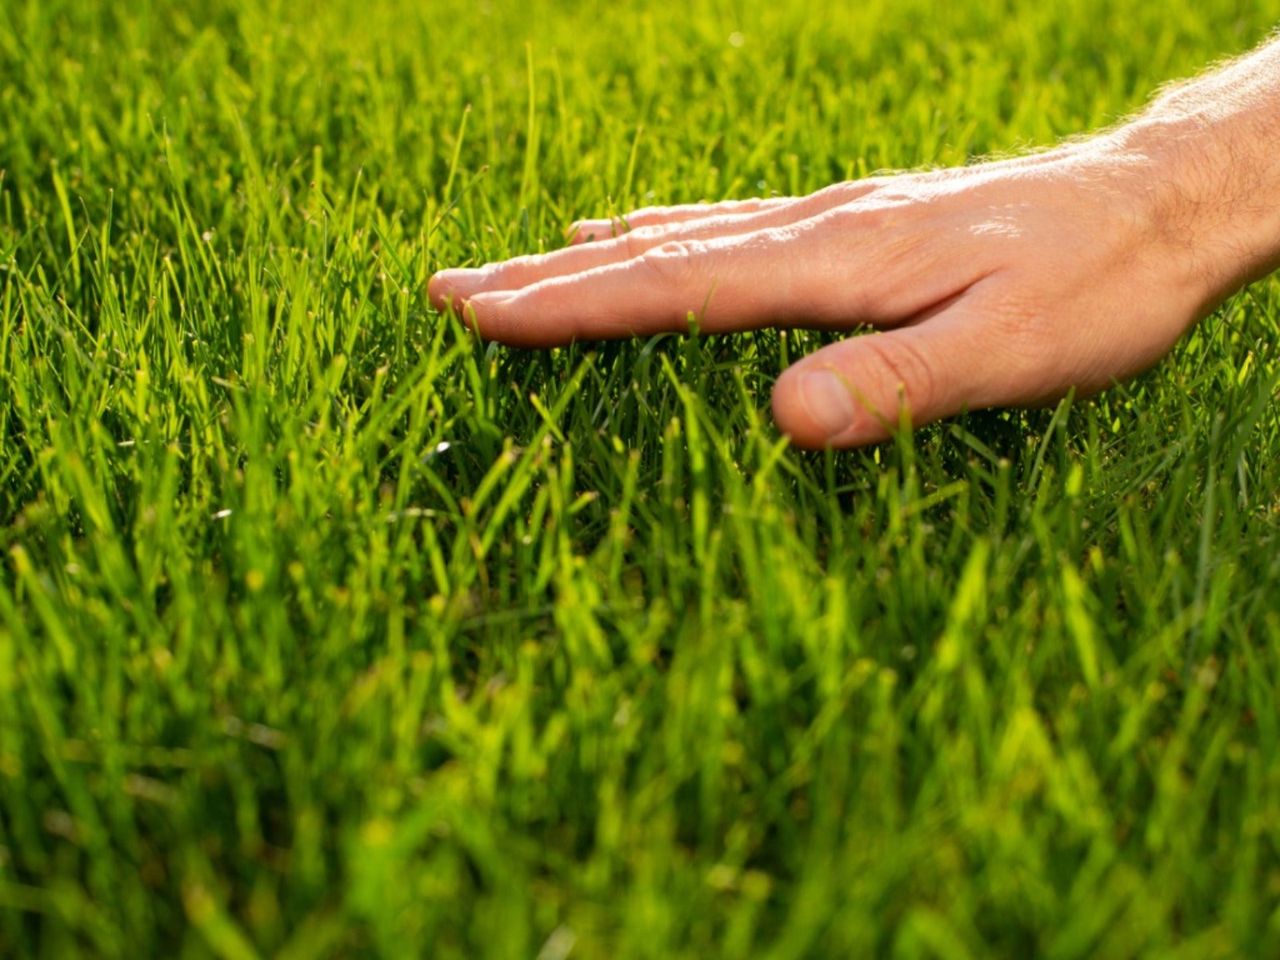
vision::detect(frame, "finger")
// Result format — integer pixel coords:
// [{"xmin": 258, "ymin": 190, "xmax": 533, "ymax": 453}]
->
[
  {"xmin": 429, "ymin": 182, "xmax": 883, "ymax": 309},
  {"xmin": 567, "ymin": 179, "xmax": 881, "ymax": 244},
  {"xmin": 432, "ymin": 212, "xmax": 798, "ymax": 310},
  {"xmin": 465, "ymin": 226, "xmax": 822, "ymax": 346},
  {"xmin": 461, "ymin": 211, "xmax": 981, "ymax": 347},
  {"xmin": 434, "ymin": 199, "xmax": 846, "ymax": 309},
  {"xmin": 567, "ymin": 151, "xmax": 1077, "ymax": 247},
  {"xmin": 569, "ymin": 197, "xmax": 795, "ymax": 243},
  {"xmin": 771, "ymin": 298, "xmax": 999, "ymax": 449}
]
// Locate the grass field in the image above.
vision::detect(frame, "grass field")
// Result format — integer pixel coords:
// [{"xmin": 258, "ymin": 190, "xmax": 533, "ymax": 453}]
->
[{"xmin": 4, "ymin": 0, "xmax": 1280, "ymax": 955}]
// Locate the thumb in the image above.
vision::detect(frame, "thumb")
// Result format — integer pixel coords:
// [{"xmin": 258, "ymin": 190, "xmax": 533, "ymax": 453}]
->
[{"xmin": 771, "ymin": 310, "xmax": 992, "ymax": 449}]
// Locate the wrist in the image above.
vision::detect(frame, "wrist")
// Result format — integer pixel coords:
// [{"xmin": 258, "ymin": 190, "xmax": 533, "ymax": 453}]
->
[{"xmin": 1105, "ymin": 48, "xmax": 1280, "ymax": 309}]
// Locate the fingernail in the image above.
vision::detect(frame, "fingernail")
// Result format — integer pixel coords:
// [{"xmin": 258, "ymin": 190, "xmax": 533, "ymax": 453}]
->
[{"xmin": 800, "ymin": 370, "xmax": 857, "ymax": 438}]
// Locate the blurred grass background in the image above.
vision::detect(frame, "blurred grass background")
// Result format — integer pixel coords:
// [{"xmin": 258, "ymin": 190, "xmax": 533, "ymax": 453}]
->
[{"xmin": 3, "ymin": 0, "xmax": 1280, "ymax": 956}]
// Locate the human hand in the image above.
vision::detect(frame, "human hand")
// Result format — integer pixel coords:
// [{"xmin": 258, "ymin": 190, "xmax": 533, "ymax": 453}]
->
[{"xmin": 429, "ymin": 119, "xmax": 1276, "ymax": 448}]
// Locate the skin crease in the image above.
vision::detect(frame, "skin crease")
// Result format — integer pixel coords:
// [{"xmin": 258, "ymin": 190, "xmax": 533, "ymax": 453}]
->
[{"xmin": 429, "ymin": 37, "xmax": 1280, "ymax": 449}]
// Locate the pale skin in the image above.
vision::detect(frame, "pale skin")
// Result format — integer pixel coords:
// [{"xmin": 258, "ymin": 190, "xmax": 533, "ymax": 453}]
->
[{"xmin": 429, "ymin": 38, "xmax": 1280, "ymax": 449}]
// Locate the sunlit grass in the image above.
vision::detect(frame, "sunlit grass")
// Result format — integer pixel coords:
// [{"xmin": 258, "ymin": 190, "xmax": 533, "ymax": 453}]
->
[{"xmin": 3, "ymin": 0, "xmax": 1280, "ymax": 956}]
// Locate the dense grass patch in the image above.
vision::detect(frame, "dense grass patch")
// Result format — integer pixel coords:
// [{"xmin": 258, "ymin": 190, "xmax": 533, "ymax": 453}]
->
[{"xmin": 4, "ymin": 0, "xmax": 1280, "ymax": 955}]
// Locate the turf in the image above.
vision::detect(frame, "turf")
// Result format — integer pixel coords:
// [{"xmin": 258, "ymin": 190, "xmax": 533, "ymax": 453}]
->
[{"xmin": 3, "ymin": 0, "xmax": 1280, "ymax": 956}]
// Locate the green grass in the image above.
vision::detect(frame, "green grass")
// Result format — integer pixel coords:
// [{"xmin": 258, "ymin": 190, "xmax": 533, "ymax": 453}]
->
[{"xmin": 3, "ymin": 0, "xmax": 1280, "ymax": 955}]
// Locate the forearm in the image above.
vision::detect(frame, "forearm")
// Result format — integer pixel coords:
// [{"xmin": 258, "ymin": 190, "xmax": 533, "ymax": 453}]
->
[{"xmin": 1114, "ymin": 36, "xmax": 1280, "ymax": 304}]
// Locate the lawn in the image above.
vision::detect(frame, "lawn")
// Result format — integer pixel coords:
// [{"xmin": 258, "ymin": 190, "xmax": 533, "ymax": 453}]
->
[{"xmin": 4, "ymin": 0, "xmax": 1280, "ymax": 955}]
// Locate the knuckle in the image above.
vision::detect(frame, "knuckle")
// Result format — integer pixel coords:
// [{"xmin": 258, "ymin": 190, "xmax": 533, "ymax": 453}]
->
[
  {"xmin": 637, "ymin": 239, "xmax": 708, "ymax": 289},
  {"xmin": 630, "ymin": 224, "xmax": 669, "ymax": 241},
  {"xmin": 487, "ymin": 254, "xmax": 538, "ymax": 286},
  {"xmin": 622, "ymin": 225, "xmax": 668, "ymax": 259},
  {"xmin": 836, "ymin": 182, "xmax": 938, "ymax": 227},
  {"xmin": 858, "ymin": 335, "xmax": 938, "ymax": 419},
  {"xmin": 826, "ymin": 179, "xmax": 879, "ymax": 204}
]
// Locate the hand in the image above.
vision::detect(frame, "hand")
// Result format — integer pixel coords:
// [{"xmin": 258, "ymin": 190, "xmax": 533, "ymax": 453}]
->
[{"xmin": 429, "ymin": 125, "xmax": 1269, "ymax": 448}]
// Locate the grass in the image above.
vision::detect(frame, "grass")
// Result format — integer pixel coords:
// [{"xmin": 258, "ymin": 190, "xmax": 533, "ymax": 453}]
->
[{"xmin": 3, "ymin": 0, "xmax": 1280, "ymax": 955}]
